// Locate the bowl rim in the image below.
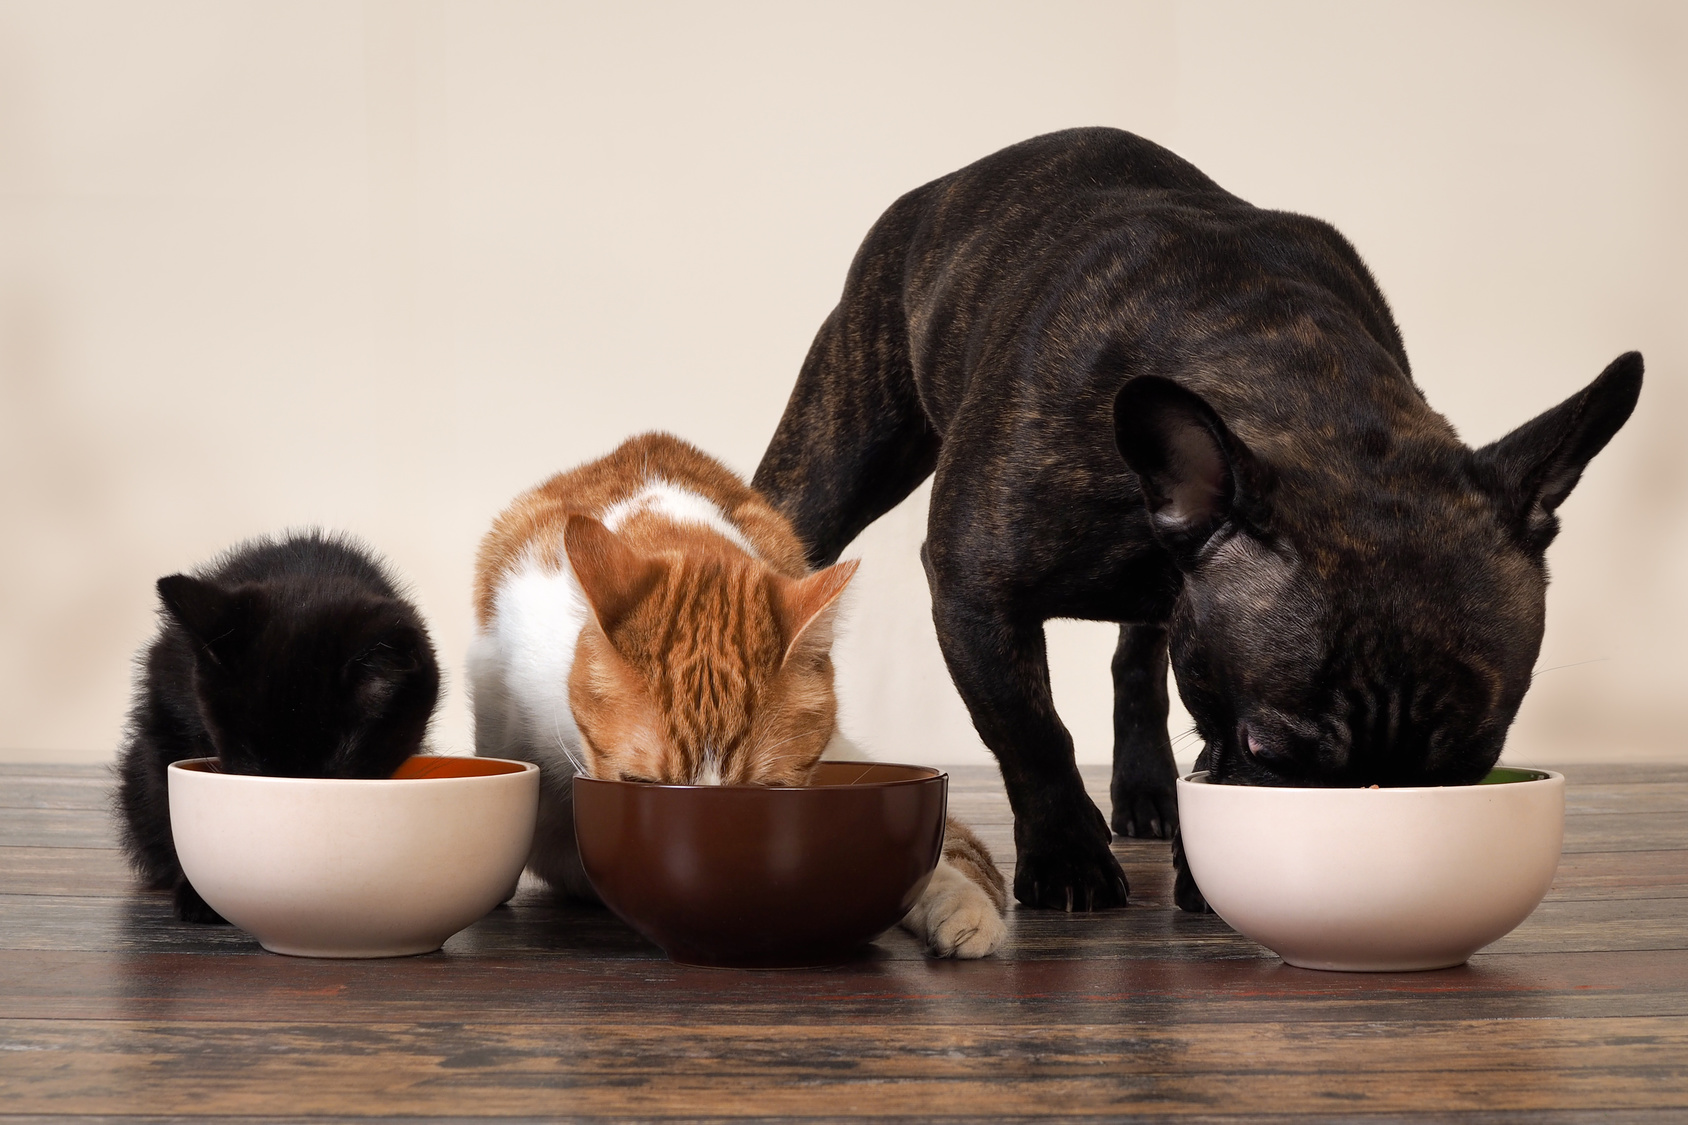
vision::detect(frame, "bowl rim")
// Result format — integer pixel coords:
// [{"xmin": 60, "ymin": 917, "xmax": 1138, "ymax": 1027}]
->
[
  {"xmin": 571, "ymin": 760, "xmax": 947, "ymax": 792},
  {"xmin": 166, "ymin": 756, "xmax": 539, "ymax": 784},
  {"xmin": 1177, "ymin": 766, "xmax": 1564, "ymax": 794}
]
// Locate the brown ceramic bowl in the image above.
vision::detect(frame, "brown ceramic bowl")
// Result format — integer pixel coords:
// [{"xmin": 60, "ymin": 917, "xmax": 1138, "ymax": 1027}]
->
[{"xmin": 572, "ymin": 761, "xmax": 947, "ymax": 967}]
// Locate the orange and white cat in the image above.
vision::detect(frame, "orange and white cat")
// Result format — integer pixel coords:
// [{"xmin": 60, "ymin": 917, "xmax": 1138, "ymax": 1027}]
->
[{"xmin": 468, "ymin": 433, "xmax": 1006, "ymax": 958}]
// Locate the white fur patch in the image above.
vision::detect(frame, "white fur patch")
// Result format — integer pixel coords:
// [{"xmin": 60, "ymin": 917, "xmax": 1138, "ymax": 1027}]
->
[
  {"xmin": 602, "ymin": 478, "xmax": 759, "ymax": 558},
  {"xmin": 468, "ymin": 557, "xmax": 591, "ymax": 779}
]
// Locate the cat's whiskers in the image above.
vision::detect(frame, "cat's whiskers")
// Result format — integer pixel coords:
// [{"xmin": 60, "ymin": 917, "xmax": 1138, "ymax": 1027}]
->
[
  {"xmin": 752, "ymin": 730, "xmax": 809, "ymax": 758},
  {"xmin": 548, "ymin": 701, "xmax": 588, "ymax": 778}
]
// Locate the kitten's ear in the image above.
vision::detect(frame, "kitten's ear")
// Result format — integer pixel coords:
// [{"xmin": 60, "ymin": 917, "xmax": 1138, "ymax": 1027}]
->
[
  {"xmin": 1476, "ymin": 351, "xmax": 1642, "ymax": 555},
  {"xmin": 347, "ymin": 624, "xmax": 440, "ymax": 717},
  {"xmin": 156, "ymin": 575, "xmax": 243, "ymax": 664},
  {"xmin": 1113, "ymin": 376, "xmax": 1271, "ymax": 567},
  {"xmin": 564, "ymin": 515, "xmax": 664, "ymax": 636},
  {"xmin": 772, "ymin": 559, "xmax": 859, "ymax": 664}
]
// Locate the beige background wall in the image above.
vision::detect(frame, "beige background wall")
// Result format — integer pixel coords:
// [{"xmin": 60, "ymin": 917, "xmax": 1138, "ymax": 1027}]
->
[{"xmin": 1, "ymin": 1, "xmax": 1682, "ymax": 767}]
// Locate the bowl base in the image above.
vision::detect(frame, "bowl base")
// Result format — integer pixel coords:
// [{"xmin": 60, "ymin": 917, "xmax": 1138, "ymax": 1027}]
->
[
  {"xmin": 1281, "ymin": 954, "xmax": 1470, "ymax": 973},
  {"xmin": 259, "ymin": 940, "xmax": 442, "ymax": 959}
]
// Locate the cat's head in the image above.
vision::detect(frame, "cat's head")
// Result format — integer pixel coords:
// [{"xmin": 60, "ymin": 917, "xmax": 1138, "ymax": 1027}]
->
[
  {"xmin": 156, "ymin": 574, "xmax": 441, "ymax": 778},
  {"xmin": 1113, "ymin": 352, "xmax": 1641, "ymax": 787},
  {"xmin": 561, "ymin": 514, "xmax": 857, "ymax": 786}
]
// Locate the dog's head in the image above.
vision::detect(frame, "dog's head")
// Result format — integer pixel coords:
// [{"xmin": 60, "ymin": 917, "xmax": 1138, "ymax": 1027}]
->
[{"xmin": 1113, "ymin": 352, "xmax": 1642, "ymax": 787}]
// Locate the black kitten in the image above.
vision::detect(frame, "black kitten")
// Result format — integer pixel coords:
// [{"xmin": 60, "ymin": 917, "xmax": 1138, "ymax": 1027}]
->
[{"xmin": 115, "ymin": 531, "xmax": 441, "ymax": 923}]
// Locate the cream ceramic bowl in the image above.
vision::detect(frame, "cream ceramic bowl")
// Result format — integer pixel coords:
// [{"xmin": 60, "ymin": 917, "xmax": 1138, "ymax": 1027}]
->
[
  {"xmin": 1176, "ymin": 767, "xmax": 1564, "ymax": 971},
  {"xmin": 168, "ymin": 755, "xmax": 539, "ymax": 958}
]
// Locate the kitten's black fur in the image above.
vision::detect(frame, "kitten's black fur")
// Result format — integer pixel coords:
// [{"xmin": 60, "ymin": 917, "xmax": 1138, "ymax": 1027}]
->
[
  {"xmin": 754, "ymin": 128, "xmax": 1641, "ymax": 913},
  {"xmin": 115, "ymin": 532, "xmax": 441, "ymax": 923}
]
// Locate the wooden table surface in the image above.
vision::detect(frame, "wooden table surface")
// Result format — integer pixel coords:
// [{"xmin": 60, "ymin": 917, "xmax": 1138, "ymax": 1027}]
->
[{"xmin": 2, "ymin": 761, "xmax": 1686, "ymax": 1124}]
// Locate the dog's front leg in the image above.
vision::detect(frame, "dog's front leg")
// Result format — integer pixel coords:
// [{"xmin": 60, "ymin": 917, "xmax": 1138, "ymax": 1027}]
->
[
  {"xmin": 1110, "ymin": 624, "xmax": 1179, "ymax": 839},
  {"xmin": 928, "ymin": 586, "xmax": 1128, "ymax": 912},
  {"xmin": 1170, "ymin": 740, "xmax": 1214, "ymax": 913}
]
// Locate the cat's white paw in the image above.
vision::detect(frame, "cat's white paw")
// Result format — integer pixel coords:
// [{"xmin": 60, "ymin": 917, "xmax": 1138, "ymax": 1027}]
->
[{"xmin": 900, "ymin": 859, "xmax": 1007, "ymax": 959}]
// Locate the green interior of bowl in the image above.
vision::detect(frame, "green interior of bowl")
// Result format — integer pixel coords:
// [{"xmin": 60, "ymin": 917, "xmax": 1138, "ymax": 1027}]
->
[{"xmin": 1478, "ymin": 767, "xmax": 1553, "ymax": 784}]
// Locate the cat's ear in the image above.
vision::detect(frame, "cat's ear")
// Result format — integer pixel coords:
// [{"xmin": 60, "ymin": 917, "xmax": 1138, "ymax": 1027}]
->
[
  {"xmin": 346, "ymin": 624, "xmax": 439, "ymax": 717},
  {"xmin": 156, "ymin": 575, "xmax": 246, "ymax": 664},
  {"xmin": 564, "ymin": 515, "xmax": 664, "ymax": 636},
  {"xmin": 772, "ymin": 559, "xmax": 859, "ymax": 664},
  {"xmin": 1113, "ymin": 376, "xmax": 1272, "ymax": 567},
  {"xmin": 1476, "ymin": 351, "xmax": 1642, "ymax": 555}
]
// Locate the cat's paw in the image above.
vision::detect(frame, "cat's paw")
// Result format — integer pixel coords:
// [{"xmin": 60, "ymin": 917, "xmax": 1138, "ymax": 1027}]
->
[
  {"xmin": 901, "ymin": 861, "xmax": 1007, "ymax": 959},
  {"xmin": 173, "ymin": 879, "xmax": 229, "ymax": 925}
]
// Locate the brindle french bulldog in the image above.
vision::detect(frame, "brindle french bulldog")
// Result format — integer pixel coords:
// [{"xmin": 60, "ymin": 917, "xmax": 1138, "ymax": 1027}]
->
[{"xmin": 753, "ymin": 128, "xmax": 1642, "ymax": 913}]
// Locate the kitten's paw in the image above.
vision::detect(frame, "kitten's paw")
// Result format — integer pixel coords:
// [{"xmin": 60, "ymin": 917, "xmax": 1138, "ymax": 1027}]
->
[
  {"xmin": 173, "ymin": 879, "xmax": 229, "ymax": 925},
  {"xmin": 901, "ymin": 861, "xmax": 1007, "ymax": 959}
]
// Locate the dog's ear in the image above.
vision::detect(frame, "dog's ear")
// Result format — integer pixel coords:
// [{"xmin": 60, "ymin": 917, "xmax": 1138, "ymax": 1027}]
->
[
  {"xmin": 1113, "ymin": 376, "xmax": 1271, "ymax": 566},
  {"xmin": 1476, "ymin": 351, "xmax": 1642, "ymax": 555}
]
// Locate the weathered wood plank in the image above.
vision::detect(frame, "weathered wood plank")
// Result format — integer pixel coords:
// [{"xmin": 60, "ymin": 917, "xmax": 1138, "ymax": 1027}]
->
[
  {"xmin": 4, "ymin": 888, "xmax": 1684, "ymax": 960},
  {"xmin": 0, "ymin": 763, "xmax": 115, "ymax": 777},
  {"xmin": 3, "ymin": 761, "xmax": 1687, "ymax": 1123},
  {"xmin": 1533, "ymin": 763, "xmax": 1688, "ymax": 785},
  {"xmin": 3, "ymin": 1108, "xmax": 1688, "ymax": 1114},
  {"xmin": 1563, "ymin": 783, "xmax": 1688, "ymax": 816},
  {"xmin": 4, "ymin": 948, "xmax": 1688, "ymax": 1026},
  {"xmin": 0, "ymin": 776, "xmax": 114, "ymax": 811},
  {"xmin": 1545, "ymin": 850, "xmax": 1688, "ymax": 901},
  {"xmin": 3, "ymin": 1016, "xmax": 1687, "ymax": 1118},
  {"xmin": 0, "ymin": 1108, "xmax": 1681, "ymax": 1114},
  {"xmin": 0, "ymin": 809, "xmax": 118, "ymax": 848},
  {"xmin": 0, "ymin": 847, "xmax": 132, "ymax": 897}
]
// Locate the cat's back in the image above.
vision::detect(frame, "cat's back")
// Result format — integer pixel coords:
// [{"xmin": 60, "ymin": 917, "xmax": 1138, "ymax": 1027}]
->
[{"xmin": 472, "ymin": 432, "xmax": 806, "ymax": 627}]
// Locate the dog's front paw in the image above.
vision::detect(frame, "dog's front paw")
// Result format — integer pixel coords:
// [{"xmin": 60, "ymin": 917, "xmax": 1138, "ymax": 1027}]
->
[
  {"xmin": 1013, "ymin": 839, "xmax": 1129, "ymax": 911},
  {"xmin": 173, "ymin": 879, "xmax": 228, "ymax": 925},
  {"xmin": 901, "ymin": 860, "xmax": 1006, "ymax": 959},
  {"xmin": 1171, "ymin": 828, "xmax": 1211, "ymax": 914},
  {"xmin": 1109, "ymin": 779, "xmax": 1178, "ymax": 840}
]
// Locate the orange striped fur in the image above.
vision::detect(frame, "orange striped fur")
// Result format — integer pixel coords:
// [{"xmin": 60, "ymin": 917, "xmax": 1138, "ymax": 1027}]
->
[{"xmin": 473, "ymin": 432, "xmax": 855, "ymax": 786}]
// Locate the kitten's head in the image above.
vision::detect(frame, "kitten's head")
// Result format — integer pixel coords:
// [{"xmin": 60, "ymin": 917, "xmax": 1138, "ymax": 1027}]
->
[
  {"xmin": 562, "ymin": 514, "xmax": 857, "ymax": 786},
  {"xmin": 1113, "ymin": 352, "xmax": 1641, "ymax": 787},
  {"xmin": 157, "ymin": 574, "xmax": 441, "ymax": 778}
]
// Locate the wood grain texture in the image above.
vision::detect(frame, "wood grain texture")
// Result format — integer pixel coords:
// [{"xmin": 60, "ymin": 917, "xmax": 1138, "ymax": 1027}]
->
[
  {"xmin": 1, "ymin": 762, "xmax": 1685, "ymax": 1122},
  {"xmin": 4, "ymin": 1016, "xmax": 1688, "ymax": 1118}
]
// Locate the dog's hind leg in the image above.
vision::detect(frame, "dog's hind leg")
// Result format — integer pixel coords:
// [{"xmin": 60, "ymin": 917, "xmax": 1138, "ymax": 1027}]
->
[
  {"xmin": 1109, "ymin": 624, "xmax": 1179, "ymax": 839},
  {"xmin": 753, "ymin": 196, "xmax": 938, "ymax": 568}
]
